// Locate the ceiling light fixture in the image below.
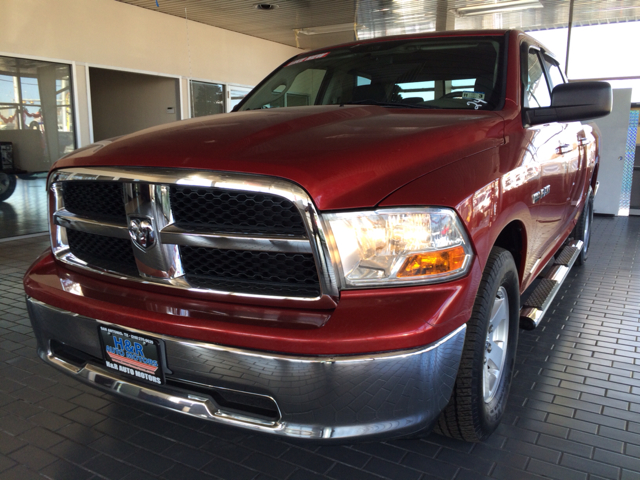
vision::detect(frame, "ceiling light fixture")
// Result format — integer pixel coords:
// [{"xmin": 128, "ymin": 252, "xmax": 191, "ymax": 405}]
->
[
  {"xmin": 295, "ymin": 23, "xmax": 364, "ymax": 35},
  {"xmin": 451, "ymin": 0, "xmax": 543, "ymax": 17},
  {"xmin": 254, "ymin": 3, "xmax": 279, "ymax": 11}
]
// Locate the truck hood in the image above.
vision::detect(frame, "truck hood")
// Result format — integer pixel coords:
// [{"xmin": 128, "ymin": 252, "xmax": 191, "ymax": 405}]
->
[{"xmin": 56, "ymin": 105, "xmax": 505, "ymax": 210}]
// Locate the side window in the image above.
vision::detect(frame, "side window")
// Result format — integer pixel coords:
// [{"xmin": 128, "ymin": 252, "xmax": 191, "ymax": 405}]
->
[
  {"xmin": 448, "ymin": 78, "xmax": 476, "ymax": 94},
  {"xmin": 525, "ymin": 50, "xmax": 551, "ymax": 108},
  {"xmin": 543, "ymin": 56, "xmax": 565, "ymax": 90}
]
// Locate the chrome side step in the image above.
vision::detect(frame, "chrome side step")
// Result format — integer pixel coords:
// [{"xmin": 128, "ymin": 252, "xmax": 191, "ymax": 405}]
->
[{"xmin": 520, "ymin": 240, "xmax": 583, "ymax": 330}]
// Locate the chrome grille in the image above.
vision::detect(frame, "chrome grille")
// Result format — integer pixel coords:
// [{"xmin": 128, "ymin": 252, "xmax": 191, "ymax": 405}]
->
[{"xmin": 49, "ymin": 168, "xmax": 337, "ymax": 301}]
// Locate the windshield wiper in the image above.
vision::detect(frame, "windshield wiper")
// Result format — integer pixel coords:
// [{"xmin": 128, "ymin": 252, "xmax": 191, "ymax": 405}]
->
[{"xmin": 339, "ymin": 100, "xmax": 438, "ymax": 109}]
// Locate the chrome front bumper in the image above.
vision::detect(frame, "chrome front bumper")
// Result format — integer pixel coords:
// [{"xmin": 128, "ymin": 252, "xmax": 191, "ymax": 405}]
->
[{"xmin": 27, "ymin": 297, "xmax": 466, "ymax": 441}]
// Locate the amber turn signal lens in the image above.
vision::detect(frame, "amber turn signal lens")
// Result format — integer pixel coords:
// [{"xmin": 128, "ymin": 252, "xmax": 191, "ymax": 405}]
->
[{"xmin": 398, "ymin": 245, "xmax": 467, "ymax": 277}]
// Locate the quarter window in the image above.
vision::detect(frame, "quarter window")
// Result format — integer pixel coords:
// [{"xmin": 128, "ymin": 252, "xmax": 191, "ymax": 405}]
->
[
  {"xmin": 544, "ymin": 57, "xmax": 565, "ymax": 90},
  {"xmin": 525, "ymin": 51, "xmax": 551, "ymax": 108}
]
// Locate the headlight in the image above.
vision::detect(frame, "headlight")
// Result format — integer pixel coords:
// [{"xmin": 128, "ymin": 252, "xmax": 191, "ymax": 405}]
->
[{"xmin": 322, "ymin": 208, "xmax": 473, "ymax": 288}]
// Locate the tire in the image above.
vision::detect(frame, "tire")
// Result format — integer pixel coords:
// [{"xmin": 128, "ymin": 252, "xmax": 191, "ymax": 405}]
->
[
  {"xmin": 435, "ymin": 247, "xmax": 520, "ymax": 442},
  {"xmin": 0, "ymin": 172, "xmax": 17, "ymax": 202},
  {"xmin": 573, "ymin": 190, "xmax": 593, "ymax": 266}
]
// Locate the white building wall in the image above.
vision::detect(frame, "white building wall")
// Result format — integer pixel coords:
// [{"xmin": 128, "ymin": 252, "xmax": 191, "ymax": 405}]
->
[{"xmin": 1, "ymin": 0, "xmax": 302, "ymax": 146}]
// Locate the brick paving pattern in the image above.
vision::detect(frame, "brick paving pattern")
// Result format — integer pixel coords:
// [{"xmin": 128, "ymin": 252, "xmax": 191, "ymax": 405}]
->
[
  {"xmin": 0, "ymin": 216, "xmax": 639, "ymax": 479},
  {"xmin": 0, "ymin": 176, "xmax": 48, "ymax": 239}
]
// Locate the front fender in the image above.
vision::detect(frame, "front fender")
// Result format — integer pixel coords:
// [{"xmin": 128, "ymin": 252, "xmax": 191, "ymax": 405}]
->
[{"xmin": 379, "ymin": 146, "xmax": 538, "ymax": 289}]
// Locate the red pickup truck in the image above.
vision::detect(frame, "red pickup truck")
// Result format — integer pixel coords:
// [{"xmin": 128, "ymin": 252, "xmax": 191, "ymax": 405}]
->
[{"xmin": 24, "ymin": 30, "xmax": 611, "ymax": 442}]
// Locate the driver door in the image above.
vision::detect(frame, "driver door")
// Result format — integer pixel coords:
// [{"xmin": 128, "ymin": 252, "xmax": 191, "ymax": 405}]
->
[{"xmin": 524, "ymin": 46, "xmax": 574, "ymax": 263}]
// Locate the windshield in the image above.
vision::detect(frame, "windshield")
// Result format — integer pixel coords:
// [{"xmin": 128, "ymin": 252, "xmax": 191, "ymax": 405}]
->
[{"xmin": 239, "ymin": 36, "xmax": 505, "ymax": 112}]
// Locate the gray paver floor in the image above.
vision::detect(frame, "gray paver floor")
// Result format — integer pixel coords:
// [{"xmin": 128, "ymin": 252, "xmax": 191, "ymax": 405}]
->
[
  {"xmin": 0, "ymin": 216, "xmax": 639, "ymax": 480},
  {"xmin": 0, "ymin": 175, "xmax": 48, "ymax": 239}
]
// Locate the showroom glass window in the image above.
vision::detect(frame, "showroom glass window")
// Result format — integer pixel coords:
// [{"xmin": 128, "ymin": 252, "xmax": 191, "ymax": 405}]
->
[
  {"xmin": 190, "ymin": 81, "xmax": 225, "ymax": 117},
  {"xmin": 0, "ymin": 56, "xmax": 76, "ymax": 172}
]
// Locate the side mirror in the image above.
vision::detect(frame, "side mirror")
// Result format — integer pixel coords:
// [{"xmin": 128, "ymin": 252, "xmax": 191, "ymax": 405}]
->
[{"xmin": 526, "ymin": 81, "xmax": 612, "ymax": 125}]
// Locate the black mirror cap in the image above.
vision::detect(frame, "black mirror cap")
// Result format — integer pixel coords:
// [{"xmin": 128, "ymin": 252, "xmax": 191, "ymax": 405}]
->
[{"xmin": 526, "ymin": 81, "xmax": 612, "ymax": 126}]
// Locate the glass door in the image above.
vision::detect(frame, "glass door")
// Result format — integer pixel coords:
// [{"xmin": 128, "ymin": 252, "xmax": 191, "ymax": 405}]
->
[{"xmin": 0, "ymin": 55, "xmax": 76, "ymax": 238}]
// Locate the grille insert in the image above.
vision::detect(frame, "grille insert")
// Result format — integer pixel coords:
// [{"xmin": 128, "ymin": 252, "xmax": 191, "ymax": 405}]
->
[
  {"xmin": 170, "ymin": 186, "xmax": 307, "ymax": 236},
  {"xmin": 180, "ymin": 246, "xmax": 320, "ymax": 297},
  {"xmin": 63, "ymin": 182, "xmax": 127, "ymax": 222},
  {"xmin": 67, "ymin": 229, "xmax": 138, "ymax": 276}
]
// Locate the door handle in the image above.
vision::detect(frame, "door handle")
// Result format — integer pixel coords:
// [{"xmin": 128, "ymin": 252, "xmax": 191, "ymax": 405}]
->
[
  {"xmin": 557, "ymin": 144, "xmax": 573, "ymax": 154},
  {"xmin": 578, "ymin": 138, "xmax": 590, "ymax": 146}
]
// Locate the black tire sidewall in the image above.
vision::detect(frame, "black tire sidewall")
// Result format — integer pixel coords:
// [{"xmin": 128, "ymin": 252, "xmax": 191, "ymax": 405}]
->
[
  {"xmin": 0, "ymin": 173, "xmax": 17, "ymax": 202},
  {"xmin": 575, "ymin": 190, "xmax": 593, "ymax": 265},
  {"xmin": 583, "ymin": 195, "xmax": 593, "ymax": 261},
  {"xmin": 471, "ymin": 249, "xmax": 520, "ymax": 436}
]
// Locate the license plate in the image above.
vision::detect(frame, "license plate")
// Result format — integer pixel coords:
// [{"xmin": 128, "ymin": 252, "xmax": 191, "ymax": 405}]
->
[{"xmin": 99, "ymin": 325, "xmax": 164, "ymax": 385}]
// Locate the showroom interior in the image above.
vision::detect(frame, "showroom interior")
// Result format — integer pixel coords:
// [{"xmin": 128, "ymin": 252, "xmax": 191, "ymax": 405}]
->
[{"xmin": 2, "ymin": 0, "xmax": 640, "ymax": 479}]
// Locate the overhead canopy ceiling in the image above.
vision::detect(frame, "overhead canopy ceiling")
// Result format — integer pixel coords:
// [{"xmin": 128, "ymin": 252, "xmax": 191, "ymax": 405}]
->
[{"xmin": 116, "ymin": 0, "xmax": 640, "ymax": 50}]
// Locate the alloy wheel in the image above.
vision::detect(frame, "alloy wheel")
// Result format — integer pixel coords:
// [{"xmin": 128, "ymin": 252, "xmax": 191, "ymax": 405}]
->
[{"xmin": 483, "ymin": 286, "xmax": 509, "ymax": 403}]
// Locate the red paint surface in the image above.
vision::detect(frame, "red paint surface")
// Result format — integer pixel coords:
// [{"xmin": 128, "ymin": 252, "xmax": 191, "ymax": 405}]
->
[
  {"xmin": 25, "ymin": 252, "xmax": 480, "ymax": 355},
  {"xmin": 54, "ymin": 108, "xmax": 504, "ymax": 211}
]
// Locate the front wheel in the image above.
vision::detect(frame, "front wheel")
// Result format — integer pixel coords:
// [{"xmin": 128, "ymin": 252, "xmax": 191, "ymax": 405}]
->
[
  {"xmin": 0, "ymin": 172, "xmax": 17, "ymax": 202},
  {"xmin": 436, "ymin": 247, "xmax": 520, "ymax": 442}
]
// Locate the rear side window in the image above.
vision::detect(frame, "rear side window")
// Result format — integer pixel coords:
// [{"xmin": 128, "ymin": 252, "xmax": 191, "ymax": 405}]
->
[{"xmin": 396, "ymin": 81, "xmax": 436, "ymax": 102}]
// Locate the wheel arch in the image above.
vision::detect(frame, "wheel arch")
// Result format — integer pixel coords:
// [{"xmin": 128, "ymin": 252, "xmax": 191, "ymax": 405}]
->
[
  {"xmin": 492, "ymin": 220, "xmax": 527, "ymax": 288},
  {"xmin": 591, "ymin": 161, "xmax": 599, "ymax": 192}
]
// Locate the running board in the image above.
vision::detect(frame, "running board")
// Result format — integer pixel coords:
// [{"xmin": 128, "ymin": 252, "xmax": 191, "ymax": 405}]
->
[{"xmin": 520, "ymin": 240, "xmax": 583, "ymax": 330}]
